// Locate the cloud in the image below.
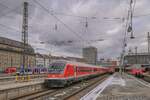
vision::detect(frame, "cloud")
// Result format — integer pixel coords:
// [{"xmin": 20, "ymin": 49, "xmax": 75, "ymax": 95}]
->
[
  {"xmin": 106, "ymin": 25, "xmax": 123, "ymax": 35},
  {"xmin": 0, "ymin": 0, "xmax": 150, "ymax": 59}
]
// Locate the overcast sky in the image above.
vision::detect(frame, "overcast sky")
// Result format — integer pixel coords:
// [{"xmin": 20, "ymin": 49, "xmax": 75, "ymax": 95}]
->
[{"xmin": 0, "ymin": 0, "xmax": 150, "ymax": 60}]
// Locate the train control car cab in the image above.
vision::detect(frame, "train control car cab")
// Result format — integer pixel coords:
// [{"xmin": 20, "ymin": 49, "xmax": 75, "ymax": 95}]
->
[
  {"xmin": 45, "ymin": 61, "xmax": 67, "ymax": 87},
  {"xmin": 45, "ymin": 60, "xmax": 109, "ymax": 88}
]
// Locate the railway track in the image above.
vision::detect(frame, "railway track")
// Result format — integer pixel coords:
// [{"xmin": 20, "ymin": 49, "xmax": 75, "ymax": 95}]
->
[
  {"xmin": 10, "ymin": 89, "xmax": 56, "ymax": 100},
  {"xmin": 127, "ymin": 73, "xmax": 150, "ymax": 84},
  {"xmin": 62, "ymin": 74, "xmax": 108, "ymax": 100},
  {"xmin": 16, "ymin": 74, "xmax": 109, "ymax": 100},
  {"xmin": 10, "ymin": 74, "xmax": 110, "ymax": 100}
]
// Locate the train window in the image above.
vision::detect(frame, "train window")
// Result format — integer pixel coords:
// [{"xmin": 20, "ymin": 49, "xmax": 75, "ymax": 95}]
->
[
  {"xmin": 77, "ymin": 67, "xmax": 92, "ymax": 72},
  {"xmin": 94, "ymin": 68, "xmax": 97, "ymax": 72},
  {"xmin": 48, "ymin": 62, "xmax": 66, "ymax": 73}
]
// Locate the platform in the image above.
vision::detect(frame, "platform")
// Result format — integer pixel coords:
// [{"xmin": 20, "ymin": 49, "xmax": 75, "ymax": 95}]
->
[
  {"xmin": 0, "ymin": 78, "xmax": 45, "ymax": 100},
  {"xmin": 0, "ymin": 78, "xmax": 44, "ymax": 91},
  {"xmin": 81, "ymin": 73, "xmax": 150, "ymax": 100}
]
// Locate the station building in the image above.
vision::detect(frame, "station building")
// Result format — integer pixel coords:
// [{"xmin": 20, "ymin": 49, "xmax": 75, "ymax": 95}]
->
[
  {"xmin": 82, "ymin": 46, "xmax": 97, "ymax": 65},
  {"xmin": 124, "ymin": 53, "xmax": 150, "ymax": 64},
  {"xmin": 0, "ymin": 36, "xmax": 88, "ymax": 72},
  {"xmin": 35, "ymin": 53, "xmax": 50, "ymax": 68},
  {"xmin": 0, "ymin": 37, "xmax": 35, "ymax": 72}
]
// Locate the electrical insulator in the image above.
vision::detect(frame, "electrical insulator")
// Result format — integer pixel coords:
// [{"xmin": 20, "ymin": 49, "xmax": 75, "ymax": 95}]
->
[
  {"xmin": 130, "ymin": 0, "xmax": 133, "ymax": 4},
  {"xmin": 130, "ymin": 31, "xmax": 135, "ymax": 39},
  {"xmin": 127, "ymin": 25, "xmax": 132, "ymax": 32},
  {"xmin": 124, "ymin": 43, "xmax": 127, "ymax": 47},
  {"xmin": 85, "ymin": 21, "xmax": 88, "ymax": 28},
  {"xmin": 55, "ymin": 24, "xmax": 57, "ymax": 30}
]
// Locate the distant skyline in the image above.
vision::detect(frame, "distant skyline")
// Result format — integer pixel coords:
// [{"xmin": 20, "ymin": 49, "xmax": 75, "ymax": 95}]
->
[{"xmin": 0, "ymin": 0, "xmax": 150, "ymax": 59}]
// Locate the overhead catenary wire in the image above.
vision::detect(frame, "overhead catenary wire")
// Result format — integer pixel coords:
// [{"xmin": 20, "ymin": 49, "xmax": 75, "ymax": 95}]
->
[
  {"xmin": 133, "ymin": 12, "xmax": 150, "ymax": 18},
  {"xmin": 33, "ymin": 0, "xmax": 91, "ymax": 45},
  {"xmin": 0, "ymin": 0, "xmax": 130, "ymax": 36},
  {"xmin": 0, "ymin": 0, "xmax": 149, "ymax": 25},
  {"xmin": 44, "ymin": 10, "xmax": 125, "ymax": 22},
  {"xmin": 51, "ymin": 11, "xmax": 93, "ymax": 19},
  {"xmin": 0, "ymin": 0, "xmax": 148, "ymax": 44},
  {"xmin": 129, "ymin": 0, "xmax": 150, "ymax": 18},
  {"xmin": 132, "ymin": 0, "xmax": 136, "ymax": 13},
  {"xmin": 0, "ymin": 1, "xmax": 86, "ymax": 41},
  {"xmin": 0, "ymin": 3, "xmax": 21, "ymax": 33},
  {"xmin": 0, "ymin": 0, "xmax": 141, "ymax": 40},
  {"xmin": 0, "ymin": 2, "xmax": 22, "ymax": 18}
]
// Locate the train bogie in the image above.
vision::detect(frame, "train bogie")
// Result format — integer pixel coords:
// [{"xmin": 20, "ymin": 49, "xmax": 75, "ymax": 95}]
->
[{"xmin": 45, "ymin": 79, "xmax": 67, "ymax": 87}]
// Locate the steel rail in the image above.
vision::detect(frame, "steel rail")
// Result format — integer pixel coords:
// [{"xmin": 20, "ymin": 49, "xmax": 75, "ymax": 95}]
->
[
  {"xmin": 11, "ymin": 74, "xmax": 110, "ymax": 100},
  {"xmin": 10, "ymin": 89, "xmax": 55, "ymax": 100},
  {"xmin": 62, "ymin": 74, "xmax": 109, "ymax": 100}
]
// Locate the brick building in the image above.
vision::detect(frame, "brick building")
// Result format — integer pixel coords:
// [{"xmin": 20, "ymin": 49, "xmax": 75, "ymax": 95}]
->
[{"xmin": 35, "ymin": 53, "xmax": 50, "ymax": 68}]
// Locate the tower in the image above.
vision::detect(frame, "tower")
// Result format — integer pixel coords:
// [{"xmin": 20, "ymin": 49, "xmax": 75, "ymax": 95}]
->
[{"xmin": 82, "ymin": 46, "xmax": 97, "ymax": 65}]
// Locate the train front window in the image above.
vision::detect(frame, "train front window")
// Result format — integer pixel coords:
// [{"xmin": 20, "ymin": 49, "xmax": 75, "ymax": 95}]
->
[{"xmin": 48, "ymin": 62, "xmax": 66, "ymax": 73}]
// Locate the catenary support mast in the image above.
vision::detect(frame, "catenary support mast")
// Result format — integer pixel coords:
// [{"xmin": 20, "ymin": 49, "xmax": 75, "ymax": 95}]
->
[{"xmin": 22, "ymin": 2, "xmax": 28, "ymax": 72}]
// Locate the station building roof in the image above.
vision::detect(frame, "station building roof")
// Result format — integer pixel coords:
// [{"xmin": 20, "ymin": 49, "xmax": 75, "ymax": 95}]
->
[{"xmin": 0, "ymin": 36, "xmax": 34, "ymax": 54}]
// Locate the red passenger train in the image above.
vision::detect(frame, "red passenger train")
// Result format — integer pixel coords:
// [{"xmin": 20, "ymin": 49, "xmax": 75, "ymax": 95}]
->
[
  {"xmin": 45, "ymin": 60, "xmax": 112, "ymax": 87},
  {"xmin": 126, "ymin": 64, "xmax": 145, "ymax": 77}
]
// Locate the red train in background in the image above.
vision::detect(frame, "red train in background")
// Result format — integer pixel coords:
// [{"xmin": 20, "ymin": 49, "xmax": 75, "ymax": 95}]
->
[
  {"xmin": 4, "ymin": 67, "xmax": 17, "ymax": 74},
  {"xmin": 45, "ymin": 60, "xmax": 114, "ymax": 87},
  {"xmin": 126, "ymin": 64, "xmax": 145, "ymax": 77}
]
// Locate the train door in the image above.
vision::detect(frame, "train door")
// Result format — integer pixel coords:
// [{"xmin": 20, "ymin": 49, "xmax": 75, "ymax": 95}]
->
[{"xmin": 74, "ymin": 65, "xmax": 77, "ymax": 79}]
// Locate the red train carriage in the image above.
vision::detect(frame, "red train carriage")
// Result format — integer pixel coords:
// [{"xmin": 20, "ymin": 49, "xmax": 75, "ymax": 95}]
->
[
  {"xmin": 126, "ymin": 64, "xmax": 145, "ymax": 77},
  {"xmin": 102, "ymin": 65, "xmax": 115, "ymax": 74},
  {"xmin": 45, "ymin": 60, "xmax": 109, "ymax": 87},
  {"xmin": 4, "ymin": 67, "xmax": 16, "ymax": 74}
]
